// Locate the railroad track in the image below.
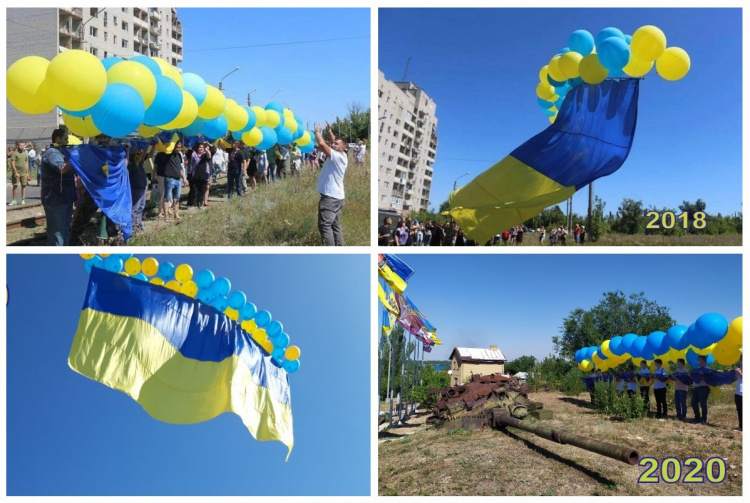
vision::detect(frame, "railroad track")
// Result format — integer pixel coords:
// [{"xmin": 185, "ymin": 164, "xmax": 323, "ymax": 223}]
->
[{"xmin": 7, "ymin": 214, "xmax": 46, "ymax": 230}]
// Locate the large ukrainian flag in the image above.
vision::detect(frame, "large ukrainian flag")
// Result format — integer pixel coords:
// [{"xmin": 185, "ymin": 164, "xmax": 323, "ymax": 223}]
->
[
  {"xmin": 69, "ymin": 268, "xmax": 294, "ymax": 457},
  {"xmin": 449, "ymin": 79, "xmax": 639, "ymax": 243}
]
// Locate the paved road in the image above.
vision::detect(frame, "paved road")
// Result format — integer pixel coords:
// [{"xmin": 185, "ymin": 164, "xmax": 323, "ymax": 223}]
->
[{"xmin": 6, "ymin": 182, "xmax": 41, "ymax": 206}]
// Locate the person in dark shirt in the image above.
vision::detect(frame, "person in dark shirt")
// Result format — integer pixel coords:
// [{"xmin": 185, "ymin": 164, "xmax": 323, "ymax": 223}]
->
[
  {"xmin": 430, "ymin": 223, "xmax": 444, "ymax": 246},
  {"xmin": 189, "ymin": 142, "xmax": 212, "ymax": 208},
  {"xmin": 155, "ymin": 141, "xmax": 186, "ymax": 222},
  {"xmin": 227, "ymin": 141, "xmax": 245, "ymax": 199},
  {"xmin": 128, "ymin": 145, "xmax": 151, "ymax": 232},
  {"xmin": 516, "ymin": 225, "xmax": 524, "ymax": 245},
  {"xmin": 378, "ymin": 217, "xmax": 393, "ymax": 246},
  {"xmin": 40, "ymin": 128, "xmax": 75, "ymax": 245}
]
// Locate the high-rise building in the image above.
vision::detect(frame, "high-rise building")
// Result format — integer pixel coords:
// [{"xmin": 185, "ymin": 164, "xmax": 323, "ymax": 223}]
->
[
  {"xmin": 377, "ymin": 70, "xmax": 438, "ymax": 215},
  {"xmin": 6, "ymin": 7, "xmax": 183, "ymax": 144}
]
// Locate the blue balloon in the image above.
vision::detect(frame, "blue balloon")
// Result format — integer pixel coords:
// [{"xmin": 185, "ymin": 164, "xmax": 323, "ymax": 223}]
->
[
  {"xmin": 686, "ymin": 348, "xmax": 715, "ymax": 368},
  {"xmin": 254, "ymin": 310, "xmax": 272, "ymax": 328},
  {"xmin": 273, "ymin": 332, "xmax": 290, "ymax": 349},
  {"xmin": 196, "ymin": 287, "xmax": 214, "ymax": 304},
  {"xmin": 157, "ymin": 262, "xmax": 175, "ymax": 281},
  {"xmin": 283, "ymin": 359, "xmax": 300, "ymax": 373},
  {"xmin": 240, "ymin": 107, "xmax": 257, "ymax": 132},
  {"xmin": 558, "ymin": 47, "xmax": 571, "ymax": 55},
  {"xmin": 270, "ymin": 356, "xmax": 283, "ymax": 368},
  {"xmin": 620, "ymin": 333, "xmax": 638, "ymax": 354},
  {"xmin": 567, "ymin": 77, "xmax": 583, "ymax": 87},
  {"xmin": 180, "ymin": 117, "xmax": 205, "ymax": 137},
  {"xmin": 143, "ymin": 75, "xmax": 183, "ymax": 126},
  {"xmin": 631, "ymin": 336, "xmax": 652, "ymax": 360},
  {"xmin": 133, "ymin": 272, "xmax": 148, "ymax": 282},
  {"xmin": 596, "ymin": 345, "xmax": 608, "ymax": 360},
  {"xmin": 538, "ymin": 97, "xmax": 555, "ymax": 109},
  {"xmin": 256, "ymin": 126, "xmax": 278, "ymax": 150},
  {"xmin": 266, "ymin": 321, "xmax": 283, "ymax": 339},
  {"xmin": 694, "ymin": 313, "xmax": 729, "ymax": 346},
  {"xmin": 568, "ymin": 30, "xmax": 595, "ymax": 55},
  {"xmin": 597, "ymin": 36, "xmax": 630, "ymax": 71},
  {"xmin": 194, "ymin": 269, "xmax": 215, "ymax": 289},
  {"xmin": 585, "ymin": 346, "xmax": 597, "ymax": 361},
  {"xmin": 645, "ymin": 331, "xmax": 667, "ymax": 356},
  {"xmin": 102, "ymin": 56, "xmax": 125, "ymax": 71},
  {"xmin": 104, "ymin": 255, "xmax": 124, "ymax": 273},
  {"xmin": 608, "ymin": 67, "xmax": 624, "ymax": 78},
  {"xmin": 211, "ymin": 277, "xmax": 231, "ymax": 296},
  {"xmin": 554, "ymin": 96, "xmax": 565, "ymax": 109},
  {"xmin": 624, "ymin": 34, "xmax": 632, "ymax": 45},
  {"xmin": 299, "ymin": 142, "xmax": 314, "ymax": 154},
  {"xmin": 212, "ymin": 295, "xmax": 229, "ymax": 312},
  {"xmin": 275, "ymin": 126, "xmax": 293, "ymax": 145},
  {"xmin": 271, "ymin": 347, "xmax": 286, "ymax": 361},
  {"xmin": 541, "ymin": 108, "xmax": 556, "ymax": 117},
  {"xmin": 239, "ymin": 302, "xmax": 257, "ymax": 321},
  {"xmin": 202, "ymin": 115, "xmax": 228, "ymax": 140},
  {"xmin": 85, "ymin": 256, "xmax": 104, "ymax": 272},
  {"xmin": 90, "ymin": 83, "xmax": 145, "ymax": 138},
  {"xmin": 574, "ymin": 349, "xmax": 583, "ymax": 364},
  {"xmin": 231, "ymin": 130, "xmax": 245, "ymax": 141},
  {"xmin": 609, "ymin": 336, "xmax": 624, "ymax": 356},
  {"xmin": 228, "ymin": 291, "xmax": 247, "ymax": 310},
  {"xmin": 181, "ymin": 72, "xmax": 208, "ymax": 106},
  {"xmin": 117, "ymin": 253, "xmax": 133, "ymax": 260},
  {"xmin": 265, "ymin": 101, "xmax": 284, "ymax": 114},
  {"xmin": 595, "ymin": 27, "xmax": 626, "ymax": 48},
  {"xmin": 129, "ymin": 55, "xmax": 162, "ymax": 76},
  {"xmin": 60, "ymin": 106, "xmax": 93, "ymax": 118},
  {"xmin": 547, "ymin": 75, "xmax": 566, "ymax": 87},
  {"xmin": 666, "ymin": 325, "xmax": 689, "ymax": 350}
]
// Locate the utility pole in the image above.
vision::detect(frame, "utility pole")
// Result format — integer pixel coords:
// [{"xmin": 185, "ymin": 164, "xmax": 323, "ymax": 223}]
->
[{"xmin": 587, "ymin": 182, "xmax": 594, "ymax": 239}]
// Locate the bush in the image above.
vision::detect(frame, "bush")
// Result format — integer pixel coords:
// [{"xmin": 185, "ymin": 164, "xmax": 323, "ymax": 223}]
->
[
  {"xmin": 409, "ymin": 364, "xmax": 450, "ymax": 409},
  {"xmin": 591, "ymin": 380, "xmax": 646, "ymax": 420},
  {"xmin": 561, "ymin": 367, "xmax": 587, "ymax": 395}
]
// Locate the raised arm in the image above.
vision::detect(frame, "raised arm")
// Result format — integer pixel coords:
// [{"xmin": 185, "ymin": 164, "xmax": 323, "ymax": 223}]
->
[{"xmin": 315, "ymin": 123, "xmax": 332, "ymax": 158}]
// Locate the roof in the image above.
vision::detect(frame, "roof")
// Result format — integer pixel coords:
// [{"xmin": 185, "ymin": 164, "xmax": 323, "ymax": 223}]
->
[
  {"xmin": 450, "ymin": 346, "xmax": 507, "ymax": 363},
  {"xmin": 514, "ymin": 372, "xmax": 528, "ymax": 379}
]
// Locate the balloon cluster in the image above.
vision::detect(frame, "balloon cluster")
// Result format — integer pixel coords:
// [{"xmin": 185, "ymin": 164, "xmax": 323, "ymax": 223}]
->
[
  {"xmin": 80, "ymin": 254, "xmax": 301, "ymax": 373},
  {"xmin": 7, "ymin": 50, "xmax": 315, "ymax": 153},
  {"xmin": 536, "ymin": 25, "xmax": 691, "ymax": 122},
  {"xmin": 575, "ymin": 314, "xmax": 742, "ymax": 373}
]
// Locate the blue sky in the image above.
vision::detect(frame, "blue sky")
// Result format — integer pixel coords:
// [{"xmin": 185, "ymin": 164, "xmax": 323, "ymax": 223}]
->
[
  {"xmin": 180, "ymin": 8, "xmax": 370, "ymax": 128},
  {"xmin": 381, "ymin": 254, "xmax": 742, "ymax": 362},
  {"xmin": 379, "ymin": 8, "xmax": 742, "ymax": 216},
  {"xmin": 7, "ymin": 254, "xmax": 370, "ymax": 496}
]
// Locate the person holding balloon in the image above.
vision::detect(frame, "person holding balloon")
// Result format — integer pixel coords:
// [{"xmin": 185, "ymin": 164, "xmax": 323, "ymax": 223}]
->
[
  {"xmin": 691, "ymin": 355, "xmax": 710, "ymax": 424},
  {"xmin": 315, "ymin": 121, "xmax": 349, "ymax": 246},
  {"xmin": 226, "ymin": 141, "xmax": 245, "ymax": 199},
  {"xmin": 673, "ymin": 358, "xmax": 689, "ymax": 421},
  {"xmin": 155, "ymin": 140, "xmax": 187, "ymax": 222},
  {"xmin": 638, "ymin": 360, "xmax": 651, "ymax": 413},
  {"xmin": 652, "ymin": 359, "xmax": 668, "ymax": 418},
  {"xmin": 40, "ymin": 128, "xmax": 75, "ymax": 246}
]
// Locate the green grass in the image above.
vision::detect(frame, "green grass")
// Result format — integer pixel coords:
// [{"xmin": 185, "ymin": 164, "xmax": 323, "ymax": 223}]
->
[
  {"xmin": 495, "ymin": 232, "xmax": 741, "ymax": 247},
  {"xmin": 130, "ymin": 152, "xmax": 369, "ymax": 246}
]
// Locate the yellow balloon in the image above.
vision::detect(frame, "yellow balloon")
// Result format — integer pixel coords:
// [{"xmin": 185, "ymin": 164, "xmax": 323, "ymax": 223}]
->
[
  {"xmin": 725, "ymin": 316, "xmax": 742, "ymax": 347},
  {"xmin": 714, "ymin": 344, "xmax": 742, "ymax": 366},
  {"xmin": 165, "ymin": 280, "xmax": 181, "ymax": 292},
  {"xmin": 285, "ymin": 346, "xmax": 301, "ymax": 361},
  {"xmin": 80, "ymin": 254, "xmax": 95, "ymax": 259},
  {"xmin": 295, "ymin": 130, "xmax": 312, "ymax": 147},
  {"xmin": 242, "ymin": 127, "xmax": 263, "ymax": 147},
  {"xmin": 251, "ymin": 106, "xmax": 267, "ymax": 127},
  {"xmin": 106, "ymin": 61, "xmax": 157, "ymax": 108},
  {"xmin": 6, "ymin": 56, "xmax": 56, "ymax": 114},
  {"xmin": 600, "ymin": 340, "xmax": 614, "ymax": 358},
  {"xmin": 167, "ymin": 65, "xmax": 183, "ymax": 88},
  {"xmin": 174, "ymin": 264, "xmax": 193, "ymax": 284},
  {"xmin": 46, "ymin": 50, "xmax": 107, "ymax": 111},
  {"xmin": 623, "ymin": 56, "xmax": 654, "ymax": 78},
  {"xmin": 241, "ymin": 319, "xmax": 257, "ymax": 334},
  {"xmin": 631, "ymin": 25, "xmax": 667, "ymax": 62},
  {"xmin": 656, "ymin": 47, "xmax": 690, "ymax": 81},
  {"xmin": 180, "ymin": 280, "xmax": 199, "ymax": 298},
  {"xmin": 119, "ymin": 271, "xmax": 130, "ymax": 277},
  {"xmin": 581, "ymin": 360, "xmax": 593, "ymax": 372},
  {"xmin": 283, "ymin": 108, "xmax": 294, "ymax": 119},
  {"xmin": 124, "ymin": 257, "xmax": 141, "ymax": 276},
  {"xmin": 261, "ymin": 339, "xmax": 274, "ymax": 354},
  {"xmin": 224, "ymin": 307, "xmax": 239, "ymax": 320},
  {"xmin": 149, "ymin": 277, "xmax": 164, "ymax": 286},
  {"xmin": 225, "ymin": 100, "xmax": 249, "ymax": 131},
  {"xmin": 285, "ymin": 117, "xmax": 299, "ymax": 134},
  {"xmin": 632, "ymin": 357, "xmax": 644, "ymax": 367},
  {"xmin": 548, "ymin": 115, "xmax": 557, "ymax": 124},
  {"xmin": 197, "ymin": 85, "xmax": 226, "ymax": 119},
  {"xmin": 577, "ymin": 362, "xmax": 585, "ymax": 371},
  {"xmin": 142, "ymin": 257, "xmax": 159, "ymax": 276},
  {"xmin": 159, "ymin": 90, "xmax": 198, "ymax": 130},
  {"xmin": 99, "ymin": 254, "xmax": 110, "ymax": 257},
  {"xmin": 138, "ymin": 124, "xmax": 161, "ymax": 137},
  {"xmin": 252, "ymin": 328, "xmax": 268, "ymax": 343},
  {"xmin": 264, "ymin": 109, "xmax": 281, "ymax": 128},
  {"xmin": 62, "ymin": 113, "xmax": 101, "ymax": 138},
  {"xmin": 692, "ymin": 343, "xmax": 716, "ymax": 356},
  {"xmin": 579, "ymin": 53, "xmax": 608, "ymax": 84},
  {"xmin": 591, "ymin": 351, "xmax": 604, "ymax": 368},
  {"xmin": 547, "ymin": 55, "xmax": 567, "ymax": 82},
  {"xmin": 559, "ymin": 51, "xmax": 583, "ymax": 79},
  {"xmin": 536, "ymin": 82, "xmax": 556, "ymax": 101},
  {"xmin": 538, "ymin": 65, "xmax": 549, "ymax": 83}
]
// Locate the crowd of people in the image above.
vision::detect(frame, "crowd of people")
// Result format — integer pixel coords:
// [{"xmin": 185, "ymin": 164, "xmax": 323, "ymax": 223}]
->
[
  {"xmin": 378, "ymin": 217, "xmax": 589, "ymax": 247},
  {"xmin": 591, "ymin": 356, "xmax": 742, "ymax": 430},
  {"xmin": 10, "ymin": 123, "xmax": 364, "ymax": 246}
]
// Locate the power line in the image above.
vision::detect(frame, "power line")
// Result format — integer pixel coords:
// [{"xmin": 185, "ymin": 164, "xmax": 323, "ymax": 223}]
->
[
  {"xmin": 439, "ymin": 157, "xmax": 495, "ymax": 162},
  {"xmin": 184, "ymin": 35, "xmax": 369, "ymax": 53}
]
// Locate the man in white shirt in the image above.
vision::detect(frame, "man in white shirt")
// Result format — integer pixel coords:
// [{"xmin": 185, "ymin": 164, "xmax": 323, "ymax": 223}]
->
[
  {"xmin": 652, "ymin": 359, "xmax": 668, "ymax": 418},
  {"xmin": 315, "ymin": 122, "xmax": 348, "ymax": 246}
]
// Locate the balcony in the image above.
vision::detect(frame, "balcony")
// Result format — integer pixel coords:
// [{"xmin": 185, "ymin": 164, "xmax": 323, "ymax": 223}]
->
[
  {"xmin": 149, "ymin": 9, "xmax": 162, "ymax": 20},
  {"xmin": 60, "ymin": 8, "xmax": 83, "ymax": 18},
  {"xmin": 150, "ymin": 24, "xmax": 161, "ymax": 34}
]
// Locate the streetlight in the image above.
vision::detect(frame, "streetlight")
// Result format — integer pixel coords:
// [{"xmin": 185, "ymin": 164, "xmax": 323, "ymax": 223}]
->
[
  {"xmin": 453, "ymin": 172, "xmax": 470, "ymax": 191},
  {"xmin": 218, "ymin": 66, "xmax": 240, "ymax": 91}
]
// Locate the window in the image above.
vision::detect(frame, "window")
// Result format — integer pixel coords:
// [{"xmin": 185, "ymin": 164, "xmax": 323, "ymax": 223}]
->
[
  {"xmin": 391, "ymin": 143, "xmax": 396, "ymax": 149},
  {"xmin": 387, "ymin": 155, "xmax": 394, "ymax": 162},
  {"xmin": 113, "ymin": 35, "xmax": 117, "ymax": 44},
  {"xmin": 386, "ymin": 168, "xmax": 392, "ymax": 175},
  {"xmin": 89, "ymin": 8, "xmax": 98, "ymax": 15},
  {"xmin": 89, "ymin": 26, "xmax": 98, "ymax": 37},
  {"xmin": 122, "ymin": 8, "xmax": 128, "ymax": 13},
  {"xmin": 113, "ymin": 16, "xmax": 117, "ymax": 25},
  {"xmin": 89, "ymin": 47, "xmax": 98, "ymax": 56},
  {"xmin": 395, "ymin": 119, "xmax": 401, "ymax": 125},
  {"xmin": 379, "ymin": 123, "xmax": 384, "ymax": 133},
  {"xmin": 122, "ymin": 39, "xmax": 128, "ymax": 49},
  {"xmin": 378, "ymin": 90, "xmax": 383, "ymax": 98},
  {"xmin": 103, "ymin": 51, "xmax": 108, "ymax": 58},
  {"xmin": 381, "ymin": 195, "xmax": 386, "ymax": 202},
  {"xmin": 103, "ymin": 31, "xmax": 107, "ymax": 41},
  {"xmin": 122, "ymin": 22, "xmax": 128, "ymax": 31}
]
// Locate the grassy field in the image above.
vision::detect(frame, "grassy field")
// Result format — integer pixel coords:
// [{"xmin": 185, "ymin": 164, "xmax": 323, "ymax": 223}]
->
[
  {"xmin": 491, "ymin": 233, "xmax": 742, "ymax": 247},
  {"xmin": 379, "ymin": 389, "xmax": 742, "ymax": 496},
  {"xmin": 7, "ymin": 152, "xmax": 370, "ymax": 246}
]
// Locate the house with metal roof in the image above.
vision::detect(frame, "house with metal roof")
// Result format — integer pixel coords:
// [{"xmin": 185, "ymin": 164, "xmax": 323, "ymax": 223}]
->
[{"xmin": 448, "ymin": 345, "xmax": 507, "ymax": 386}]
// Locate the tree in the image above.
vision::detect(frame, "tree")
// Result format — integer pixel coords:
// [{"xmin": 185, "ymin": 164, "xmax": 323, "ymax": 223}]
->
[
  {"xmin": 409, "ymin": 363, "xmax": 450, "ymax": 409},
  {"xmin": 379, "ymin": 325, "xmax": 416, "ymax": 400},
  {"xmin": 678, "ymin": 199, "xmax": 707, "ymax": 235},
  {"xmin": 505, "ymin": 355, "xmax": 537, "ymax": 375},
  {"xmin": 611, "ymin": 198, "xmax": 645, "ymax": 234},
  {"xmin": 552, "ymin": 291, "xmax": 676, "ymax": 360},
  {"xmin": 589, "ymin": 196, "xmax": 609, "ymax": 241},
  {"xmin": 329, "ymin": 102, "xmax": 371, "ymax": 146}
]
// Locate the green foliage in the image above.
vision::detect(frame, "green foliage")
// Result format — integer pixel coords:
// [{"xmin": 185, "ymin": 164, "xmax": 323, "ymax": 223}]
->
[
  {"xmin": 560, "ymin": 367, "xmax": 587, "ymax": 395},
  {"xmin": 505, "ymin": 355, "xmax": 537, "ymax": 375},
  {"xmin": 329, "ymin": 102, "xmax": 370, "ymax": 145},
  {"xmin": 552, "ymin": 291, "xmax": 676, "ymax": 361},
  {"xmin": 589, "ymin": 196, "xmax": 609, "ymax": 241},
  {"xmin": 379, "ymin": 325, "xmax": 416, "ymax": 401},
  {"xmin": 611, "ymin": 198, "xmax": 645, "ymax": 234},
  {"xmin": 527, "ymin": 355, "xmax": 574, "ymax": 391},
  {"xmin": 592, "ymin": 380, "xmax": 646, "ymax": 419},
  {"xmin": 409, "ymin": 364, "xmax": 450, "ymax": 409}
]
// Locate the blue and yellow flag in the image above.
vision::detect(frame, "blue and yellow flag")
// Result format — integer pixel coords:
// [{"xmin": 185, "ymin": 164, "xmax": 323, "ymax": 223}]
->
[
  {"xmin": 62, "ymin": 144, "xmax": 133, "ymax": 240},
  {"xmin": 378, "ymin": 254, "xmax": 414, "ymax": 294},
  {"xmin": 450, "ymin": 79, "xmax": 639, "ymax": 242},
  {"xmin": 69, "ymin": 268, "xmax": 294, "ymax": 457}
]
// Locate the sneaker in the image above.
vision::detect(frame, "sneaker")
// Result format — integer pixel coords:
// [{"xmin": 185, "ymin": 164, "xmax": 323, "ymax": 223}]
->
[
  {"xmin": 8, "ymin": 200, "xmax": 17, "ymax": 206},
  {"xmin": 20, "ymin": 199, "xmax": 26, "ymax": 205}
]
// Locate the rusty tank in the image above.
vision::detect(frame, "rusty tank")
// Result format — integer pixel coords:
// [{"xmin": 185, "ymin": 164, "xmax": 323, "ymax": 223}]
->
[{"xmin": 428, "ymin": 374, "xmax": 639, "ymax": 465}]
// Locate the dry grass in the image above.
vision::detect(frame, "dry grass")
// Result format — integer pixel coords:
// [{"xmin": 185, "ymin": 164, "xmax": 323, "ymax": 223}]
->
[
  {"xmin": 500, "ymin": 233, "xmax": 742, "ymax": 247},
  {"xmin": 378, "ymin": 390, "xmax": 742, "ymax": 496}
]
